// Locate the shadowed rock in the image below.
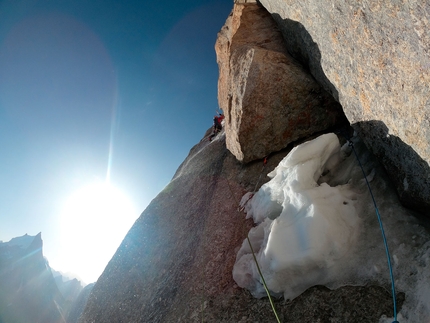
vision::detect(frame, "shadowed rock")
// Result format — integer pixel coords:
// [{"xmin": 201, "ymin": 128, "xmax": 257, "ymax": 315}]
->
[
  {"xmin": 259, "ymin": 0, "xmax": 430, "ymax": 212},
  {"xmin": 77, "ymin": 132, "xmax": 407, "ymax": 323}
]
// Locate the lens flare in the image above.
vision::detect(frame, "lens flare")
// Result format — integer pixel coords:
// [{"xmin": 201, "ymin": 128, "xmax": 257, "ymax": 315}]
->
[{"xmin": 57, "ymin": 181, "xmax": 137, "ymax": 284}]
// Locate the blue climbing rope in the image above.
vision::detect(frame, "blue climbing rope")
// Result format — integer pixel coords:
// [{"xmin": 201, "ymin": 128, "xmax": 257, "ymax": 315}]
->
[{"xmin": 348, "ymin": 139, "xmax": 399, "ymax": 323}]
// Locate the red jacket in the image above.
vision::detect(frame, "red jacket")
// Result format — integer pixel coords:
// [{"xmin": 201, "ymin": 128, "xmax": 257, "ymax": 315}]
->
[{"xmin": 215, "ymin": 115, "xmax": 224, "ymax": 123}]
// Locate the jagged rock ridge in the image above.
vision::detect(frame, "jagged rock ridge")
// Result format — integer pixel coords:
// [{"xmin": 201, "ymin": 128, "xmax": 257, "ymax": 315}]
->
[
  {"xmin": 0, "ymin": 233, "xmax": 87, "ymax": 323},
  {"xmin": 1, "ymin": 234, "xmax": 70, "ymax": 323}
]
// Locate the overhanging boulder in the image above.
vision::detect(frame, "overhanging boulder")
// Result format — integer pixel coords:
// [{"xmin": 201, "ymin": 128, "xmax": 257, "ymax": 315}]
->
[{"xmin": 215, "ymin": 3, "xmax": 347, "ymax": 163}]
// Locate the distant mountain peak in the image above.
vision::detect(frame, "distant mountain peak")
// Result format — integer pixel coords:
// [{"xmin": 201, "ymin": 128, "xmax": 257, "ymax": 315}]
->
[
  {"xmin": 0, "ymin": 232, "xmax": 85, "ymax": 323},
  {"xmin": 2, "ymin": 232, "xmax": 41, "ymax": 249}
]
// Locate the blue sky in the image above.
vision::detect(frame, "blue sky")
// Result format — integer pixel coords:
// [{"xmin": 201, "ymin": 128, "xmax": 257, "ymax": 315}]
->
[{"xmin": 0, "ymin": 0, "xmax": 232, "ymax": 283}]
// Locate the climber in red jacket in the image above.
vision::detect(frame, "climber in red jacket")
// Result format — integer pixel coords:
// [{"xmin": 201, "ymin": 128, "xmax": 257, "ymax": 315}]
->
[
  {"xmin": 214, "ymin": 114, "xmax": 224, "ymax": 131},
  {"xmin": 209, "ymin": 113, "xmax": 225, "ymax": 141}
]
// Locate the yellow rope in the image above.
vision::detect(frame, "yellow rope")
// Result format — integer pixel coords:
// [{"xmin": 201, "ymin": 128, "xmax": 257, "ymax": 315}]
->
[{"xmin": 226, "ymin": 175, "xmax": 281, "ymax": 323}]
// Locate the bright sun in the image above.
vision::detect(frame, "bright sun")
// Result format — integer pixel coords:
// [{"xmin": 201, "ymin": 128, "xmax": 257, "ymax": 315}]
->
[{"xmin": 57, "ymin": 181, "xmax": 137, "ymax": 284}]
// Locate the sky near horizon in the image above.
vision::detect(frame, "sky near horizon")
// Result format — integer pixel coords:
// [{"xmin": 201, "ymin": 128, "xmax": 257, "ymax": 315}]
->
[{"xmin": 0, "ymin": 0, "xmax": 232, "ymax": 284}]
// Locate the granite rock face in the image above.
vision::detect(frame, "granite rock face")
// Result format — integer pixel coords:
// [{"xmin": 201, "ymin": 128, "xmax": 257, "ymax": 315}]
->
[
  {"xmin": 259, "ymin": 0, "xmax": 430, "ymax": 212},
  {"xmin": 67, "ymin": 283, "xmax": 94, "ymax": 323},
  {"xmin": 215, "ymin": 3, "xmax": 347, "ymax": 163},
  {"xmin": 78, "ymin": 132, "xmax": 406, "ymax": 323},
  {"xmin": 75, "ymin": 2, "xmax": 430, "ymax": 322}
]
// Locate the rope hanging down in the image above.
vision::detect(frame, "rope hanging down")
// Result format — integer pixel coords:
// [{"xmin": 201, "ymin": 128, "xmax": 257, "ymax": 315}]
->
[
  {"xmin": 232, "ymin": 140, "xmax": 400, "ymax": 322},
  {"xmin": 226, "ymin": 157, "xmax": 281, "ymax": 323},
  {"xmin": 347, "ymin": 139, "xmax": 399, "ymax": 323}
]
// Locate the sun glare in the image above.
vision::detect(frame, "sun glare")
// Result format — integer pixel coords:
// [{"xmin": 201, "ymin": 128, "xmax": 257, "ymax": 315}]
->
[{"xmin": 57, "ymin": 181, "xmax": 137, "ymax": 284}]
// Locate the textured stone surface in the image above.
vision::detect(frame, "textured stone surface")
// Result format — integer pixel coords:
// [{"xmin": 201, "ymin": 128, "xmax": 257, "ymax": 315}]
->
[
  {"xmin": 67, "ymin": 283, "xmax": 94, "ymax": 323},
  {"xmin": 259, "ymin": 0, "xmax": 430, "ymax": 212},
  {"xmin": 78, "ymin": 131, "xmax": 412, "ymax": 323},
  {"xmin": 75, "ymin": 3, "xmax": 430, "ymax": 322},
  {"xmin": 215, "ymin": 3, "xmax": 347, "ymax": 163}
]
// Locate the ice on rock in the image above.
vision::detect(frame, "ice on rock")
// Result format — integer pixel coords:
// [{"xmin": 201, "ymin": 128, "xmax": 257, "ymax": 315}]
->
[
  {"xmin": 235, "ymin": 132, "xmax": 430, "ymax": 321},
  {"xmin": 233, "ymin": 133, "xmax": 361, "ymax": 300}
]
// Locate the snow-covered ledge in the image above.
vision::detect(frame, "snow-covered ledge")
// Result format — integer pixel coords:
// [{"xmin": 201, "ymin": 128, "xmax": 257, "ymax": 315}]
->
[{"xmin": 234, "ymin": 133, "xmax": 430, "ymax": 322}]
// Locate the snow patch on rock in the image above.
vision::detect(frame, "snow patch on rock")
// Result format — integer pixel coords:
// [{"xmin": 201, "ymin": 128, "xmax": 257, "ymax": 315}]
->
[{"xmin": 234, "ymin": 132, "xmax": 430, "ymax": 322}]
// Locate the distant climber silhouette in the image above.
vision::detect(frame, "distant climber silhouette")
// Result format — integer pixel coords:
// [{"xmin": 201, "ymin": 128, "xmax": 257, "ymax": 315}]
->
[{"xmin": 209, "ymin": 112, "xmax": 224, "ymax": 141}]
